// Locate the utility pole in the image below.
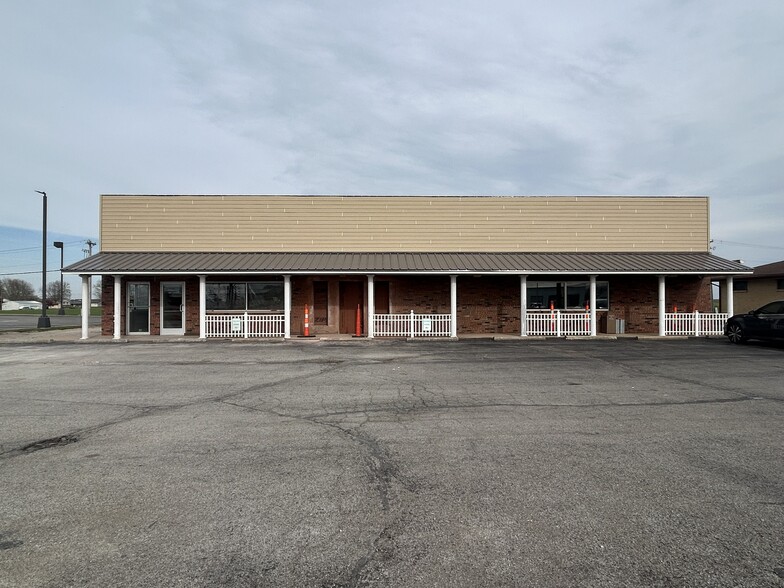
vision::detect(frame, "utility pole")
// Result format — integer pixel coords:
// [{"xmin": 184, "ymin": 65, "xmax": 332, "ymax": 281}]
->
[
  {"xmin": 85, "ymin": 239, "xmax": 97, "ymax": 307},
  {"xmin": 35, "ymin": 190, "xmax": 50, "ymax": 328}
]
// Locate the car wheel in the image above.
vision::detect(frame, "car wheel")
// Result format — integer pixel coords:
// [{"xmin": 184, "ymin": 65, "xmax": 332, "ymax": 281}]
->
[{"xmin": 726, "ymin": 323, "xmax": 746, "ymax": 344}]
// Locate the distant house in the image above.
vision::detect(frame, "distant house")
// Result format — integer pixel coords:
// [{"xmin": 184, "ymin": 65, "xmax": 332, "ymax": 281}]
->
[
  {"xmin": 65, "ymin": 194, "xmax": 751, "ymax": 340},
  {"xmin": 719, "ymin": 260, "xmax": 784, "ymax": 314}
]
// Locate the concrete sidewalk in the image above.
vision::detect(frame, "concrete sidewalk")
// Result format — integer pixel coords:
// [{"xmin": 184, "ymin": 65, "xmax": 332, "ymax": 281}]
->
[
  {"xmin": 0, "ymin": 327, "xmax": 100, "ymax": 344},
  {"xmin": 0, "ymin": 327, "xmax": 708, "ymax": 345}
]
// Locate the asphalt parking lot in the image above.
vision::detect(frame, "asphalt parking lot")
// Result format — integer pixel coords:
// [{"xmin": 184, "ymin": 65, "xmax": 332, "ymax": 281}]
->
[
  {"xmin": 0, "ymin": 314, "xmax": 101, "ymax": 331},
  {"xmin": 1, "ymin": 338, "xmax": 782, "ymax": 587}
]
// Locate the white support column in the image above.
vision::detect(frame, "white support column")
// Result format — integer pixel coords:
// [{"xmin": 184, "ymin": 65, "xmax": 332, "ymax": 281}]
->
[
  {"xmin": 80, "ymin": 275, "xmax": 90, "ymax": 339},
  {"xmin": 520, "ymin": 274, "xmax": 528, "ymax": 337},
  {"xmin": 283, "ymin": 275, "xmax": 291, "ymax": 339},
  {"xmin": 87, "ymin": 275, "xmax": 92, "ymax": 321},
  {"xmin": 113, "ymin": 275, "xmax": 122, "ymax": 340},
  {"xmin": 589, "ymin": 275, "xmax": 597, "ymax": 337},
  {"xmin": 450, "ymin": 275, "xmax": 458, "ymax": 338},
  {"xmin": 726, "ymin": 276, "xmax": 734, "ymax": 316},
  {"xmin": 198, "ymin": 275, "xmax": 207, "ymax": 339},
  {"xmin": 658, "ymin": 275, "xmax": 666, "ymax": 337},
  {"xmin": 367, "ymin": 275, "xmax": 375, "ymax": 339}
]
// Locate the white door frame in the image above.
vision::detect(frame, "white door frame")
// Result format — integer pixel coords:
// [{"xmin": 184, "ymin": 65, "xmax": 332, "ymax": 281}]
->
[{"xmin": 160, "ymin": 281, "xmax": 186, "ymax": 336}]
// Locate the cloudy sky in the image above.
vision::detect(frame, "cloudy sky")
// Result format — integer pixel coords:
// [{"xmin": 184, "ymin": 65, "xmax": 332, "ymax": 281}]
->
[{"xmin": 1, "ymin": 0, "xmax": 783, "ymax": 290}]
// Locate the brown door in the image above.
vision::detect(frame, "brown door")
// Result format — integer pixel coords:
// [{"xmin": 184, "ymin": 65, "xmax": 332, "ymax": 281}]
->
[{"xmin": 339, "ymin": 281, "xmax": 363, "ymax": 334}]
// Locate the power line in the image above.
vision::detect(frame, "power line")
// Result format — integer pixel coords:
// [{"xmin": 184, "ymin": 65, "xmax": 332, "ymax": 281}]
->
[
  {"xmin": 2, "ymin": 272, "xmax": 58, "ymax": 278},
  {"xmin": 712, "ymin": 239, "xmax": 784, "ymax": 251},
  {"xmin": 0, "ymin": 239, "xmax": 86, "ymax": 255}
]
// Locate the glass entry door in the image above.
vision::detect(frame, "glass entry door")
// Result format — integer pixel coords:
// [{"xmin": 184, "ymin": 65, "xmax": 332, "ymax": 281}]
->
[
  {"xmin": 161, "ymin": 282, "xmax": 185, "ymax": 335},
  {"xmin": 127, "ymin": 282, "xmax": 150, "ymax": 335}
]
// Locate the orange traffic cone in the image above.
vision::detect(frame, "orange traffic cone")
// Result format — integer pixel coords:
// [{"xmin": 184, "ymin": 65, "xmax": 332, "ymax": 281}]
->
[
  {"xmin": 353, "ymin": 304, "xmax": 362, "ymax": 337},
  {"xmin": 299, "ymin": 303, "xmax": 315, "ymax": 337}
]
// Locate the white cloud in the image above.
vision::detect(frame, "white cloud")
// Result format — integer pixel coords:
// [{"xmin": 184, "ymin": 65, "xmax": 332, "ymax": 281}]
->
[{"xmin": 0, "ymin": 0, "xmax": 781, "ymax": 264}]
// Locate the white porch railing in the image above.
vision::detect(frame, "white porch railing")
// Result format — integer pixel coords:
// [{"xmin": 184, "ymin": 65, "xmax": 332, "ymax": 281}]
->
[
  {"xmin": 204, "ymin": 312, "xmax": 285, "ymax": 338},
  {"xmin": 374, "ymin": 311, "xmax": 452, "ymax": 337},
  {"xmin": 525, "ymin": 310, "xmax": 591, "ymax": 336},
  {"xmin": 665, "ymin": 312, "xmax": 728, "ymax": 336}
]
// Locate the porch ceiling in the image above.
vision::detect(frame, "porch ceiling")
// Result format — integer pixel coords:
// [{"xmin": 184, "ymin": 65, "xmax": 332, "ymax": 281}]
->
[{"xmin": 64, "ymin": 251, "xmax": 752, "ymax": 276}]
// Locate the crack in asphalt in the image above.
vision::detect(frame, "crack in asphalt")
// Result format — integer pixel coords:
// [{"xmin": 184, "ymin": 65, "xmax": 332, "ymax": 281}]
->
[
  {"xmin": 19, "ymin": 434, "xmax": 80, "ymax": 453},
  {"xmin": 328, "ymin": 524, "xmax": 395, "ymax": 588},
  {"xmin": 0, "ymin": 395, "xmax": 141, "ymax": 409},
  {"xmin": 217, "ymin": 378, "xmax": 763, "ymax": 586},
  {"xmin": 285, "ymin": 394, "xmax": 757, "ymax": 423},
  {"xmin": 539, "ymin": 345, "xmax": 784, "ymax": 404},
  {"xmin": 219, "ymin": 395, "xmax": 411, "ymax": 586},
  {"xmin": 0, "ymin": 361, "xmax": 347, "ymax": 460},
  {"xmin": 3, "ymin": 342, "xmax": 780, "ymax": 585},
  {"xmin": 221, "ymin": 390, "xmax": 414, "ymax": 587}
]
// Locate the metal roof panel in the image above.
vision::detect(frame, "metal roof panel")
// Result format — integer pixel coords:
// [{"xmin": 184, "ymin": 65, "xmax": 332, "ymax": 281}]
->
[{"xmin": 64, "ymin": 251, "xmax": 752, "ymax": 275}]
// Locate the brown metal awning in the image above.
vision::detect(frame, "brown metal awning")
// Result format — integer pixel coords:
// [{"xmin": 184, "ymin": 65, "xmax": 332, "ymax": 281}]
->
[{"xmin": 64, "ymin": 251, "xmax": 752, "ymax": 276}]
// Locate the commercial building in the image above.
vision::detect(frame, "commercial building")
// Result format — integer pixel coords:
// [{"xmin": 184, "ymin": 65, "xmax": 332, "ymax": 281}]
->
[{"xmin": 65, "ymin": 195, "xmax": 750, "ymax": 339}]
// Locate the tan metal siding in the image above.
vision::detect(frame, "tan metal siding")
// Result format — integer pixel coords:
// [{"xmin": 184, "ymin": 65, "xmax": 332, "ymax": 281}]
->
[{"xmin": 100, "ymin": 195, "xmax": 710, "ymax": 253}]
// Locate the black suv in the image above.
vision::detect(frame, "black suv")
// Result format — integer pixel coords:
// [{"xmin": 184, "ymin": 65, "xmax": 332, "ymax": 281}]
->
[{"xmin": 725, "ymin": 300, "xmax": 784, "ymax": 344}]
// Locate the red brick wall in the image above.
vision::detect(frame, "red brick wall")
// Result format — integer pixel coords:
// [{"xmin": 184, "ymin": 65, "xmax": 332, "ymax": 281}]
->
[
  {"xmin": 101, "ymin": 276, "xmax": 200, "ymax": 336},
  {"xmin": 289, "ymin": 275, "xmax": 452, "ymax": 335},
  {"xmin": 606, "ymin": 275, "xmax": 712, "ymax": 334},
  {"xmin": 388, "ymin": 276, "xmax": 450, "ymax": 314},
  {"xmin": 101, "ymin": 273, "xmax": 713, "ymax": 337},
  {"xmin": 101, "ymin": 278, "xmax": 116, "ymax": 336},
  {"xmin": 456, "ymin": 275, "xmax": 521, "ymax": 334},
  {"xmin": 291, "ymin": 276, "xmax": 311, "ymax": 334}
]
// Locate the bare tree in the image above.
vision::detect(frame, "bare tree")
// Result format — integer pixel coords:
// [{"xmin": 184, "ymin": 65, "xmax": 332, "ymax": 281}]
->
[
  {"xmin": 46, "ymin": 281, "xmax": 72, "ymax": 305},
  {"xmin": 1, "ymin": 278, "xmax": 37, "ymax": 301}
]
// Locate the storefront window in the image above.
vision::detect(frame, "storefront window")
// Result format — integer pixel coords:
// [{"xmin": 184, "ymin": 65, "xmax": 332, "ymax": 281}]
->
[
  {"xmin": 247, "ymin": 282, "xmax": 284, "ymax": 311},
  {"xmin": 527, "ymin": 281, "xmax": 609, "ymax": 310},
  {"xmin": 207, "ymin": 282, "xmax": 284, "ymax": 311},
  {"xmin": 527, "ymin": 281, "xmax": 560, "ymax": 309}
]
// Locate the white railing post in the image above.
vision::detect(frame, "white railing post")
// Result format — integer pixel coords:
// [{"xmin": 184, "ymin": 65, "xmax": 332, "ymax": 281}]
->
[
  {"xmin": 556, "ymin": 310, "xmax": 562, "ymax": 337},
  {"xmin": 243, "ymin": 311, "xmax": 248, "ymax": 338},
  {"xmin": 694, "ymin": 310, "xmax": 700, "ymax": 337},
  {"xmin": 658, "ymin": 276, "xmax": 666, "ymax": 336},
  {"xmin": 410, "ymin": 309, "xmax": 415, "ymax": 338},
  {"xmin": 589, "ymin": 275, "xmax": 597, "ymax": 336}
]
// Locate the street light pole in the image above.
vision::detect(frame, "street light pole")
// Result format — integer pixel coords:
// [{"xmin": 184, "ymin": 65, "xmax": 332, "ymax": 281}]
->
[
  {"xmin": 54, "ymin": 241, "xmax": 65, "ymax": 315},
  {"xmin": 35, "ymin": 190, "xmax": 51, "ymax": 328}
]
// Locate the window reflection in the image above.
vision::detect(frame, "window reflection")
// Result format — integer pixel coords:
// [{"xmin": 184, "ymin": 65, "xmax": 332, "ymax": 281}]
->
[{"xmin": 527, "ymin": 281, "xmax": 609, "ymax": 310}]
